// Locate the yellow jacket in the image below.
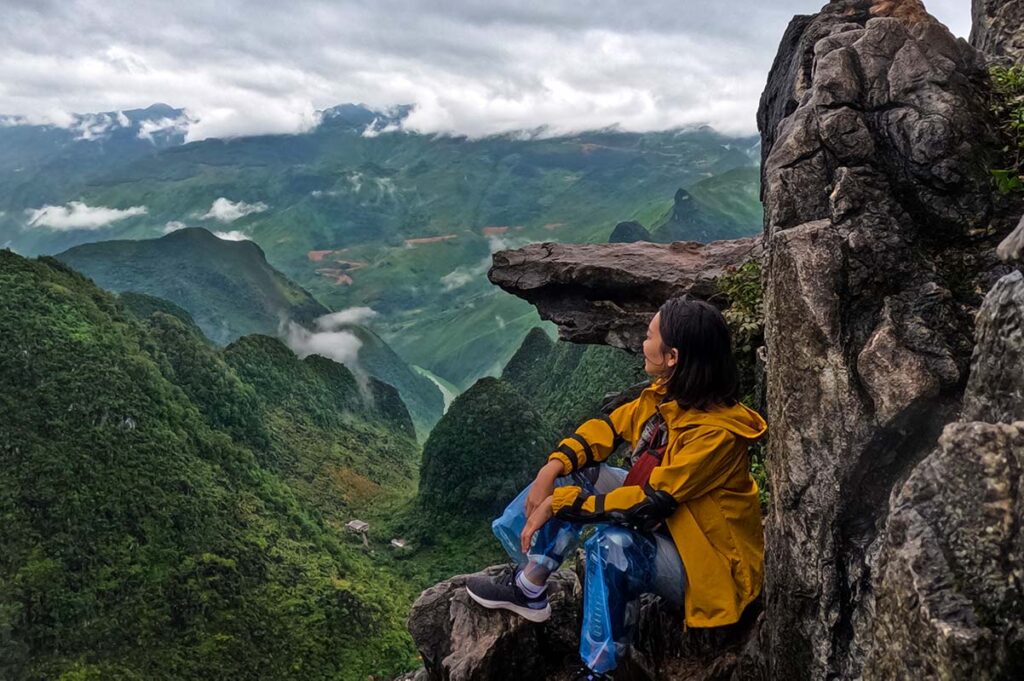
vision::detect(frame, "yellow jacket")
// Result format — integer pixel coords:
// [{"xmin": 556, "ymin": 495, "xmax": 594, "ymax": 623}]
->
[{"xmin": 548, "ymin": 379, "xmax": 768, "ymax": 628}]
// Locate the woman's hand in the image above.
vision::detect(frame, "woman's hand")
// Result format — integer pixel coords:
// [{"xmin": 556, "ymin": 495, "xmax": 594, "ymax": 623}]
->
[
  {"xmin": 526, "ymin": 460, "xmax": 563, "ymax": 517},
  {"xmin": 520, "ymin": 495, "xmax": 554, "ymax": 553}
]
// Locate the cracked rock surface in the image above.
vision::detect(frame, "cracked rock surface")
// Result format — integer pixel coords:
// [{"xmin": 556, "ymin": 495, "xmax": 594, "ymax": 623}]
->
[{"xmin": 756, "ymin": 1, "xmax": 1001, "ymax": 678}]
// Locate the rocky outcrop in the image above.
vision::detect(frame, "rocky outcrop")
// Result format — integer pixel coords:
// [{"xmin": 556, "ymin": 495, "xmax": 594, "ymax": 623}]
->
[
  {"xmin": 487, "ymin": 237, "xmax": 761, "ymax": 352},
  {"xmin": 412, "ymin": 2, "xmax": 1024, "ymax": 679},
  {"xmin": 972, "ymin": 0, "xmax": 1024, "ymax": 62},
  {"xmin": 856, "ymin": 269, "xmax": 1024, "ymax": 679},
  {"xmin": 407, "ymin": 567, "xmax": 582, "ymax": 681},
  {"xmin": 755, "ymin": 2, "xmax": 1003, "ymax": 677},
  {"xmin": 405, "ymin": 564, "xmax": 761, "ymax": 681}
]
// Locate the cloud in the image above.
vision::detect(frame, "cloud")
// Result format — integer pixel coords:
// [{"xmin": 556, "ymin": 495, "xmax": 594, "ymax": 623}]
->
[
  {"xmin": 163, "ymin": 220, "xmax": 188, "ymax": 233},
  {"xmin": 25, "ymin": 201, "xmax": 147, "ymax": 230},
  {"xmin": 314, "ymin": 307, "xmax": 378, "ymax": 330},
  {"xmin": 70, "ymin": 111, "xmax": 124, "ymax": 140},
  {"xmin": 284, "ymin": 320, "xmax": 374, "ymax": 400},
  {"xmin": 137, "ymin": 114, "xmax": 191, "ymax": 142},
  {"xmin": 0, "ymin": 2, "xmax": 973, "ymax": 139},
  {"xmin": 361, "ymin": 117, "xmax": 403, "ymax": 138},
  {"xmin": 212, "ymin": 229, "xmax": 250, "ymax": 241},
  {"xmin": 441, "ymin": 256, "xmax": 490, "ymax": 291},
  {"xmin": 486, "ymin": 234, "xmax": 533, "ymax": 253},
  {"xmin": 200, "ymin": 197, "xmax": 268, "ymax": 223}
]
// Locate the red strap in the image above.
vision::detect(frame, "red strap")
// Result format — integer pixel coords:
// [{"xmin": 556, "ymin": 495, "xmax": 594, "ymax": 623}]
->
[{"xmin": 622, "ymin": 445, "xmax": 666, "ymax": 487}]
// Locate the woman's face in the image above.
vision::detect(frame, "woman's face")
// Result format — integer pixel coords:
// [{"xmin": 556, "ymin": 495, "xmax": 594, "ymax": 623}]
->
[{"xmin": 643, "ymin": 312, "xmax": 678, "ymax": 379}]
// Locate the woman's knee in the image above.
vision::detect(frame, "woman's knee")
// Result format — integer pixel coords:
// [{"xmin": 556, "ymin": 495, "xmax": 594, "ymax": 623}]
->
[{"xmin": 584, "ymin": 525, "xmax": 635, "ymax": 572}]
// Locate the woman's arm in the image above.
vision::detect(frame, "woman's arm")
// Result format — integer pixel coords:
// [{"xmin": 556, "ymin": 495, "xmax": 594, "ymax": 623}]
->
[
  {"xmin": 545, "ymin": 396, "xmax": 640, "ymax": 476},
  {"xmin": 550, "ymin": 426, "xmax": 743, "ymax": 530},
  {"xmin": 525, "ymin": 460, "xmax": 565, "ymax": 517}
]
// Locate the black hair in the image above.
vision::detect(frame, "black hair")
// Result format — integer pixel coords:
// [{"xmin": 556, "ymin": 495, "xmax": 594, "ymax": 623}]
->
[{"xmin": 655, "ymin": 295, "xmax": 739, "ymax": 410}]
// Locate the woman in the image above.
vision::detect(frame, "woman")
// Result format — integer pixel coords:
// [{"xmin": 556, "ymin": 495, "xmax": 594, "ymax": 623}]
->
[{"xmin": 466, "ymin": 295, "xmax": 768, "ymax": 680}]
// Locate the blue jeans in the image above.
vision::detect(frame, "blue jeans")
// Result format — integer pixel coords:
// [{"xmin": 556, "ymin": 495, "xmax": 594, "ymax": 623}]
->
[{"xmin": 492, "ymin": 464, "xmax": 687, "ymax": 673}]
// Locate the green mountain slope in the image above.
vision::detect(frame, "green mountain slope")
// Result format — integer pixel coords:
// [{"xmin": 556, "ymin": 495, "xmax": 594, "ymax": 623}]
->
[
  {"xmin": 55, "ymin": 227, "xmax": 444, "ymax": 439},
  {"xmin": 1, "ymin": 105, "xmax": 760, "ymax": 394},
  {"xmin": 418, "ymin": 377, "xmax": 558, "ymax": 518},
  {"xmin": 501, "ymin": 327, "xmax": 648, "ymax": 437},
  {"xmin": 0, "ymin": 250, "xmax": 421, "ymax": 680},
  {"xmin": 416, "ymin": 328, "xmax": 646, "ymax": 517},
  {"xmin": 56, "ymin": 227, "xmax": 328, "ymax": 345}
]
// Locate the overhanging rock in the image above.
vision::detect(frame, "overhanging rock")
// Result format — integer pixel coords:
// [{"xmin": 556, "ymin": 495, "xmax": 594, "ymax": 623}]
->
[{"xmin": 487, "ymin": 237, "xmax": 762, "ymax": 352}]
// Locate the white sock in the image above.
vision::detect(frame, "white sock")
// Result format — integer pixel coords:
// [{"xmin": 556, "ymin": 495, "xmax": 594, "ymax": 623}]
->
[{"xmin": 516, "ymin": 569, "xmax": 547, "ymax": 597}]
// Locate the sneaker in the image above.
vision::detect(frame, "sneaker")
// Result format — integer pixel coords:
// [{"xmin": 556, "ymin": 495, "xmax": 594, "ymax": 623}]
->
[
  {"xmin": 569, "ymin": 664, "xmax": 612, "ymax": 681},
  {"xmin": 465, "ymin": 567, "xmax": 551, "ymax": 623}
]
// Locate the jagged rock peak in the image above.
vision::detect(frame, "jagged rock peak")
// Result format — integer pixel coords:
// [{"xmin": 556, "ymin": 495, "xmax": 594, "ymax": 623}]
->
[
  {"xmin": 756, "ymin": 2, "xmax": 1003, "ymax": 679},
  {"xmin": 972, "ymin": 0, "xmax": 1024, "ymax": 62}
]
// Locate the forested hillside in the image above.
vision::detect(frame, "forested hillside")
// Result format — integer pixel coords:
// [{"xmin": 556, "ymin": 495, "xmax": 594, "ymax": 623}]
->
[{"xmin": 0, "ymin": 251, "xmax": 422, "ymax": 680}]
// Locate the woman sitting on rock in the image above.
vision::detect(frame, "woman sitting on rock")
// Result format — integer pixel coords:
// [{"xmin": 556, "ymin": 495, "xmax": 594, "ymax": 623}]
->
[{"xmin": 466, "ymin": 295, "xmax": 768, "ymax": 680}]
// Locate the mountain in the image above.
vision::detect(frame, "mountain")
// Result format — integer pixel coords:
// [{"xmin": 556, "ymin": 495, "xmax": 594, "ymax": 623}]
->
[
  {"xmin": 651, "ymin": 166, "xmax": 763, "ymax": 243},
  {"xmin": 0, "ymin": 250, "xmax": 422, "ymax": 680},
  {"xmin": 55, "ymin": 227, "xmax": 445, "ymax": 439},
  {"xmin": 0, "ymin": 104, "xmax": 187, "ymax": 221},
  {"xmin": 418, "ymin": 377, "xmax": 557, "ymax": 517},
  {"xmin": 57, "ymin": 227, "xmax": 328, "ymax": 344},
  {"xmin": 0, "ymin": 102, "xmax": 762, "ymax": 393},
  {"xmin": 608, "ymin": 220, "xmax": 653, "ymax": 243},
  {"xmin": 500, "ymin": 326, "xmax": 648, "ymax": 437},
  {"xmin": 416, "ymin": 327, "xmax": 646, "ymax": 518}
]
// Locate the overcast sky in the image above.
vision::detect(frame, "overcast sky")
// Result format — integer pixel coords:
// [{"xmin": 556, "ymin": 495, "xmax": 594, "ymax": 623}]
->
[{"xmin": 0, "ymin": 1, "xmax": 972, "ymax": 141}]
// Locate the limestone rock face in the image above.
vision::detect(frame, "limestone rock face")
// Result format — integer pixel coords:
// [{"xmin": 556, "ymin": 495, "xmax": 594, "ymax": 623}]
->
[
  {"xmin": 406, "ymin": 567, "xmax": 582, "ymax": 681},
  {"xmin": 972, "ymin": 0, "xmax": 1024, "ymax": 62},
  {"xmin": 403, "ymin": 564, "xmax": 760, "ymax": 681},
  {"xmin": 487, "ymin": 237, "xmax": 762, "ymax": 352},
  {"xmin": 756, "ymin": 2, "xmax": 999, "ymax": 678},
  {"xmin": 963, "ymin": 271, "xmax": 1024, "ymax": 423},
  {"xmin": 858, "ymin": 272, "xmax": 1024, "ymax": 679}
]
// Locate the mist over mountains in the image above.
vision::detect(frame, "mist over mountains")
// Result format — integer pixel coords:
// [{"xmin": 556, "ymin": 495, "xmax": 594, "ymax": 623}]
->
[{"xmin": 0, "ymin": 101, "xmax": 762, "ymax": 392}]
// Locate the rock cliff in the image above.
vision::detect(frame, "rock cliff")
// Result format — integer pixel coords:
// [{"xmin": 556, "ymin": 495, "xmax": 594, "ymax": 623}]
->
[{"xmin": 405, "ymin": 2, "xmax": 1024, "ymax": 679}]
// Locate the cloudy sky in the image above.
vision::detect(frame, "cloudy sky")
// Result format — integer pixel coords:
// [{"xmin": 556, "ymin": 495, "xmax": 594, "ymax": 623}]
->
[{"xmin": 0, "ymin": 1, "xmax": 972, "ymax": 141}]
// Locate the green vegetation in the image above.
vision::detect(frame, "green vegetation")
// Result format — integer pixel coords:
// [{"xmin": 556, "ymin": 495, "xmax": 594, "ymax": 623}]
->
[
  {"xmin": 418, "ymin": 377, "xmax": 558, "ymax": 517},
  {"xmin": 57, "ymin": 228, "xmax": 328, "ymax": 346},
  {"xmin": 716, "ymin": 259, "xmax": 769, "ymax": 506},
  {"xmin": 118, "ymin": 291, "xmax": 201, "ymax": 332},
  {"xmin": 0, "ymin": 251, "xmax": 422, "ymax": 681},
  {"xmin": 416, "ymin": 328, "xmax": 645, "ymax": 517},
  {"xmin": 57, "ymin": 227, "xmax": 445, "ymax": 439},
  {"xmin": 1, "ymin": 109, "xmax": 761, "ymax": 396},
  {"xmin": 989, "ymin": 64, "xmax": 1024, "ymax": 194},
  {"xmin": 501, "ymin": 327, "xmax": 648, "ymax": 437},
  {"xmin": 651, "ymin": 169, "xmax": 763, "ymax": 243}
]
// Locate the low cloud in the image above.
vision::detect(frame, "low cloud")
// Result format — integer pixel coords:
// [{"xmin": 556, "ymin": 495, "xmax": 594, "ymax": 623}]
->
[
  {"xmin": 315, "ymin": 307, "xmax": 378, "ymax": 330},
  {"xmin": 441, "ymin": 256, "xmax": 490, "ymax": 291},
  {"xmin": 25, "ymin": 201, "xmax": 147, "ymax": 230},
  {"xmin": 0, "ymin": 2, "xmax": 971, "ymax": 140},
  {"xmin": 201, "ymin": 197, "xmax": 269, "ymax": 223},
  {"xmin": 138, "ymin": 114, "xmax": 191, "ymax": 142},
  {"xmin": 70, "ymin": 111, "xmax": 127, "ymax": 140},
  {"xmin": 163, "ymin": 220, "xmax": 188, "ymax": 233},
  {"xmin": 212, "ymin": 229, "xmax": 250, "ymax": 241},
  {"xmin": 284, "ymin": 320, "xmax": 373, "ymax": 401},
  {"xmin": 486, "ymin": 234, "xmax": 534, "ymax": 253}
]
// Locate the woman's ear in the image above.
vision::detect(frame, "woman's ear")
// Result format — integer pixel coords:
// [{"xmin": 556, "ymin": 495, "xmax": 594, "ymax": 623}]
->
[{"xmin": 668, "ymin": 348, "xmax": 679, "ymax": 367}]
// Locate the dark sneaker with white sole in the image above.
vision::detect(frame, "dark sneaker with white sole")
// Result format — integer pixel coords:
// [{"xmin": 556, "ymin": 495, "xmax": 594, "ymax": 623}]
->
[
  {"xmin": 569, "ymin": 665, "xmax": 613, "ymax": 681},
  {"xmin": 465, "ymin": 567, "xmax": 551, "ymax": 623}
]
